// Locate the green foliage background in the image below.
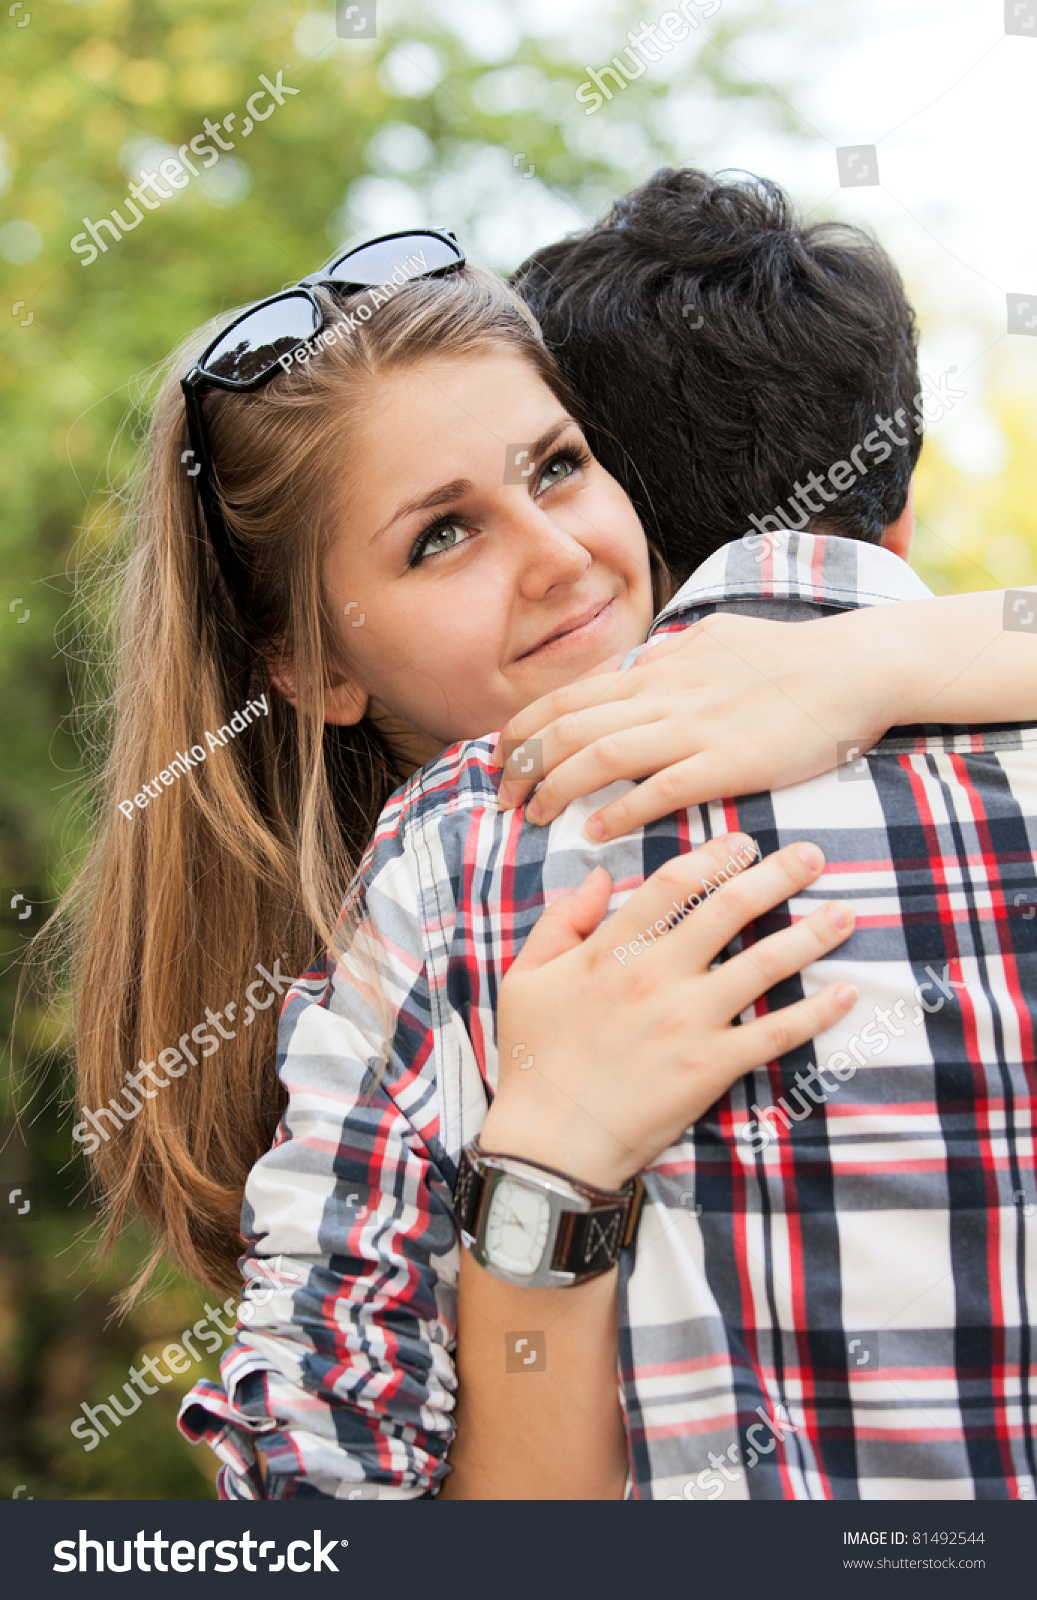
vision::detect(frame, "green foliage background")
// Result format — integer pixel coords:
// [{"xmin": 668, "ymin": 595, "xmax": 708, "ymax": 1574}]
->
[{"xmin": 0, "ymin": 0, "xmax": 1033, "ymax": 1498}]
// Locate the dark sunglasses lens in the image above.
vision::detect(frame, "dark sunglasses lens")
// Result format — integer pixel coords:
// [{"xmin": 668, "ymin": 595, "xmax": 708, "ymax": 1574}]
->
[
  {"xmin": 326, "ymin": 233, "xmax": 462, "ymax": 287},
  {"xmin": 203, "ymin": 293, "xmax": 320, "ymax": 383}
]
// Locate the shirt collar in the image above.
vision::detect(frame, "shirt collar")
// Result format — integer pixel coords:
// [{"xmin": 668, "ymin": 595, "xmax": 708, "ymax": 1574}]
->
[{"xmin": 648, "ymin": 530, "xmax": 933, "ymax": 637}]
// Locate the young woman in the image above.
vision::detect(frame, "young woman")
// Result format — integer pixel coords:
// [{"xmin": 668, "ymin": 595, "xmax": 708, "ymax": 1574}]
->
[{"xmin": 58, "ymin": 231, "xmax": 1036, "ymax": 1493}]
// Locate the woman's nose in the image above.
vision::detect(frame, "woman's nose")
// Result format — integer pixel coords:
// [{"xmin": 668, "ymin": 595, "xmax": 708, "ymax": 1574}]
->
[{"xmin": 511, "ymin": 502, "xmax": 592, "ymax": 599}]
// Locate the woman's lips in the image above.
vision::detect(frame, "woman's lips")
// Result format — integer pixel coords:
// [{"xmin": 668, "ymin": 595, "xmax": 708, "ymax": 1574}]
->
[{"xmin": 516, "ymin": 598, "xmax": 615, "ymax": 662}]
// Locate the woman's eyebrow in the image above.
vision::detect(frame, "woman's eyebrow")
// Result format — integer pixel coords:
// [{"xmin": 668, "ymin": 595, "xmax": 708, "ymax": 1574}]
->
[
  {"xmin": 370, "ymin": 417, "xmax": 579, "ymax": 544},
  {"xmin": 371, "ymin": 478, "xmax": 473, "ymax": 543}
]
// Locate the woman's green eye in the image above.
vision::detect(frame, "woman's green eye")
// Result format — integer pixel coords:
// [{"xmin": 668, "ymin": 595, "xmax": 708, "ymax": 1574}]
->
[
  {"xmin": 537, "ymin": 456, "xmax": 575, "ymax": 492},
  {"xmin": 411, "ymin": 448, "xmax": 586, "ymax": 565},
  {"xmin": 421, "ymin": 522, "xmax": 469, "ymax": 558}
]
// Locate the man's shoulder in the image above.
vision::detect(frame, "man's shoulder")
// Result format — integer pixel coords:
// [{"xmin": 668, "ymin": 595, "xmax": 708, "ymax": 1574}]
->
[
  {"xmin": 650, "ymin": 532, "xmax": 934, "ymax": 630},
  {"xmin": 358, "ymin": 736, "xmax": 501, "ymax": 886},
  {"xmin": 750, "ymin": 719, "xmax": 1037, "ymax": 847},
  {"xmin": 320, "ymin": 741, "xmax": 502, "ymax": 1015},
  {"xmin": 868, "ymin": 720, "xmax": 1037, "ymax": 761}
]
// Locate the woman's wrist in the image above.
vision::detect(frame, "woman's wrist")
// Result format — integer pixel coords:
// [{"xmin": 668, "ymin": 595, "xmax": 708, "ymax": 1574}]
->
[
  {"xmin": 480, "ymin": 1091, "xmax": 632, "ymax": 1193},
  {"xmin": 827, "ymin": 601, "xmax": 915, "ymax": 732}
]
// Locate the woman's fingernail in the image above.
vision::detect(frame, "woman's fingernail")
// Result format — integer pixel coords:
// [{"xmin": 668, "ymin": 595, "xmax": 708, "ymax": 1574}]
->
[
  {"xmin": 836, "ymin": 984, "xmax": 859, "ymax": 1011},
  {"xmin": 794, "ymin": 842, "xmax": 824, "ymax": 871},
  {"xmin": 489, "ymin": 732, "xmax": 503, "ymax": 767},
  {"xmin": 498, "ymin": 783, "xmax": 515, "ymax": 808},
  {"xmin": 584, "ymin": 817, "xmax": 607, "ymax": 841},
  {"xmin": 825, "ymin": 901, "xmax": 854, "ymax": 930},
  {"xmin": 527, "ymin": 798, "xmax": 544, "ymax": 824}
]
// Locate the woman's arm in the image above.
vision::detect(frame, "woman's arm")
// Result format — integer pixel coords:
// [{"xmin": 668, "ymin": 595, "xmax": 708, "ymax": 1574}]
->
[
  {"xmin": 493, "ymin": 586, "xmax": 1037, "ymax": 841},
  {"xmin": 440, "ymin": 838, "xmax": 857, "ymax": 1499},
  {"xmin": 439, "ymin": 1252, "xmax": 627, "ymax": 1499},
  {"xmin": 177, "ymin": 945, "xmax": 462, "ymax": 1501}
]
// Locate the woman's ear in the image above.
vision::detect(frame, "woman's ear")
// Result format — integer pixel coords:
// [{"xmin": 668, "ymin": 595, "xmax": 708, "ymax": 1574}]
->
[
  {"xmin": 323, "ymin": 674, "xmax": 370, "ymax": 726},
  {"xmin": 266, "ymin": 653, "xmax": 370, "ymax": 726}
]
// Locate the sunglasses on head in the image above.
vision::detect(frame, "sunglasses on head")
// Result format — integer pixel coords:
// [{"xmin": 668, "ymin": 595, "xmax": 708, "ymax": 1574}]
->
[{"xmin": 180, "ymin": 228, "xmax": 466, "ymax": 611}]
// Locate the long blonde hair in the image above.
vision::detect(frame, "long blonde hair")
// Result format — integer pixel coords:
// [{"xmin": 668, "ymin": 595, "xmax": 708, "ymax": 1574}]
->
[{"xmin": 41, "ymin": 266, "xmax": 595, "ymax": 1299}]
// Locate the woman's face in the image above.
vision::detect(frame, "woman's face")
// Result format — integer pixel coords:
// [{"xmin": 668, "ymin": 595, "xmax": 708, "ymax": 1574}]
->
[{"xmin": 321, "ymin": 345, "xmax": 654, "ymax": 765}]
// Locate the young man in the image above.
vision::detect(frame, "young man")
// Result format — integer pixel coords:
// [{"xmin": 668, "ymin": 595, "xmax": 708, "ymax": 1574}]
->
[
  {"xmin": 182, "ymin": 171, "xmax": 1036, "ymax": 1500},
  {"xmin": 510, "ymin": 166, "xmax": 923, "ymax": 590}
]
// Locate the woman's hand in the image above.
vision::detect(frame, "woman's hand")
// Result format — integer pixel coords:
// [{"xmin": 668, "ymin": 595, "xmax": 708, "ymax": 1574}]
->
[
  {"xmin": 493, "ymin": 609, "xmax": 898, "ymax": 841},
  {"xmin": 485, "ymin": 832, "xmax": 857, "ymax": 1191}
]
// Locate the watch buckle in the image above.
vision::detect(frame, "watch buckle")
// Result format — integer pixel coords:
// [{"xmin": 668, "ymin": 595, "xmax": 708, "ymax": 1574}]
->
[{"xmin": 622, "ymin": 1174, "xmax": 645, "ymax": 1249}]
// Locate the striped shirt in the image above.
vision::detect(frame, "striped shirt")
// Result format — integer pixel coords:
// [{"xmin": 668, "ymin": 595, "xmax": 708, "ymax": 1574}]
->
[{"xmin": 179, "ymin": 532, "xmax": 1037, "ymax": 1501}]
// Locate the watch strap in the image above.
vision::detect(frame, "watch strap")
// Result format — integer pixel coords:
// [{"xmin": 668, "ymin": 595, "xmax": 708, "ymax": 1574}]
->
[
  {"xmin": 452, "ymin": 1142, "xmax": 484, "ymax": 1238},
  {"xmin": 555, "ymin": 1201, "xmax": 633, "ymax": 1277}
]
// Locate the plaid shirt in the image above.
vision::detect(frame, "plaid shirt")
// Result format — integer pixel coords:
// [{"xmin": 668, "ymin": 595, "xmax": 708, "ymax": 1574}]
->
[{"xmin": 180, "ymin": 532, "xmax": 1037, "ymax": 1501}]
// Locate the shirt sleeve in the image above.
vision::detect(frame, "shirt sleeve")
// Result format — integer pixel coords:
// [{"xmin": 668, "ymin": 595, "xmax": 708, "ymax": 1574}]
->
[{"xmin": 178, "ymin": 857, "xmax": 460, "ymax": 1501}]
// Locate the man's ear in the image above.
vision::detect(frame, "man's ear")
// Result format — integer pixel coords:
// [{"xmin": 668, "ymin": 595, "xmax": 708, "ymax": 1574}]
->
[
  {"xmin": 879, "ymin": 479, "xmax": 914, "ymax": 562},
  {"xmin": 266, "ymin": 653, "xmax": 369, "ymax": 726}
]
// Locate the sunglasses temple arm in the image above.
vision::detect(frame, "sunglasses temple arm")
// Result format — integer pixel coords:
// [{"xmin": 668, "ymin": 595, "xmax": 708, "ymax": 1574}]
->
[{"xmin": 181, "ymin": 373, "xmax": 249, "ymax": 604}]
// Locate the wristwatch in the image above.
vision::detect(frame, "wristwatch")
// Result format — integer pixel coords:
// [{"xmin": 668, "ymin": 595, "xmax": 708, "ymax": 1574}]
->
[{"xmin": 452, "ymin": 1137, "xmax": 644, "ymax": 1289}]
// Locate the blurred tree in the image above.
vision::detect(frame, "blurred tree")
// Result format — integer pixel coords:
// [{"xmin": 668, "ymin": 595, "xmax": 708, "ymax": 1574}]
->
[{"xmin": 912, "ymin": 352, "xmax": 1037, "ymax": 597}]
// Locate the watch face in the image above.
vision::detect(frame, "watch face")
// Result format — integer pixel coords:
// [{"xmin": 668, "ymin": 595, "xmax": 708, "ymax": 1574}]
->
[{"xmin": 484, "ymin": 1176, "xmax": 552, "ymax": 1277}]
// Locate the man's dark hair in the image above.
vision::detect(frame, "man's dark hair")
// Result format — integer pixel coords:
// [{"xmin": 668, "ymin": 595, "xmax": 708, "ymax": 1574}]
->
[{"xmin": 511, "ymin": 168, "xmax": 922, "ymax": 584}]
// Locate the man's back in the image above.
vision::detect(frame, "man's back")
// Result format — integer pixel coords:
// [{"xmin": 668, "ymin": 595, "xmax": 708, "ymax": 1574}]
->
[
  {"xmin": 612, "ymin": 722, "xmax": 1037, "ymax": 1499},
  {"xmin": 424, "ymin": 532, "xmax": 1037, "ymax": 1499}
]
